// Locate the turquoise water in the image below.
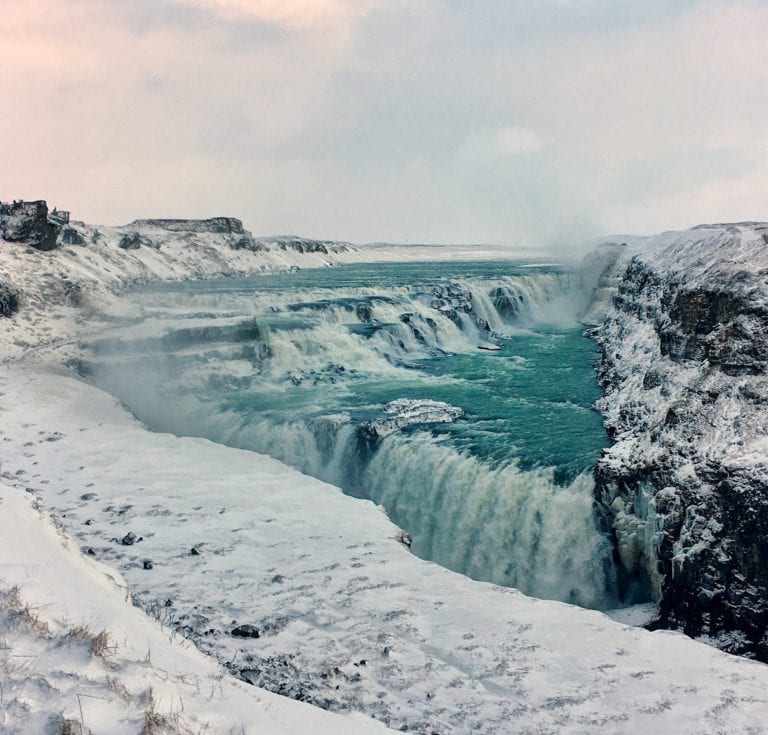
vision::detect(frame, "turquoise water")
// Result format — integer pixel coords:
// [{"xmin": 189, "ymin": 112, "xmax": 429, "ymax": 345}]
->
[{"xmin": 88, "ymin": 261, "xmax": 616, "ymax": 608}]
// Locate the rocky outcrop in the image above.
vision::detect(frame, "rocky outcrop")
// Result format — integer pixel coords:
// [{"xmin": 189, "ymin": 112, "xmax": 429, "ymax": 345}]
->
[
  {"xmin": 0, "ymin": 283, "xmax": 19, "ymax": 317},
  {"xmin": 59, "ymin": 227, "xmax": 85, "ymax": 246},
  {"xmin": 593, "ymin": 223, "xmax": 768, "ymax": 659},
  {"xmin": 129, "ymin": 217, "xmax": 246, "ymax": 234},
  {"xmin": 259, "ymin": 236, "xmax": 352, "ymax": 255},
  {"xmin": 118, "ymin": 232, "xmax": 156, "ymax": 250},
  {"xmin": 0, "ymin": 200, "xmax": 60, "ymax": 251}
]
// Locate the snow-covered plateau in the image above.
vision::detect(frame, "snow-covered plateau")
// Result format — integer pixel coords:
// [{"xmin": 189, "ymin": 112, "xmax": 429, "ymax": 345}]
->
[{"xmin": 2, "ymin": 201, "xmax": 768, "ymax": 734}]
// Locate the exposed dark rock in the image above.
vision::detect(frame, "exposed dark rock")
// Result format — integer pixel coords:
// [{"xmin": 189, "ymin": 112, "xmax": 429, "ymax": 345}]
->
[
  {"xmin": 121, "ymin": 531, "xmax": 138, "ymax": 545},
  {"xmin": 118, "ymin": 232, "xmax": 155, "ymax": 250},
  {"xmin": 60, "ymin": 227, "xmax": 85, "ymax": 245},
  {"xmin": 229, "ymin": 234, "xmax": 266, "ymax": 251},
  {"xmin": 0, "ymin": 283, "xmax": 19, "ymax": 317},
  {"xmin": 356, "ymin": 301, "xmax": 373, "ymax": 323},
  {"xmin": 231, "ymin": 624, "xmax": 261, "ymax": 638},
  {"xmin": 0, "ymin": 200, "xmax": 60, "ymax": 251},
  {"xmin": 129, "ymin": 217, "xmax": 246, "ymax": 234},
  {"xmin": 490, "ymin": 285, "xmax": 523, "ymax": 320},
  {"xmin": 142, "ymin": 559, "xmax": 154, "ymax": 570},
  {"xmin": 276, "ymin": 238, "xmax": 331, "ymax": 254},
  {"xmin": 593, "ymin": 241, "xmax": 768, "ymax": 661}
]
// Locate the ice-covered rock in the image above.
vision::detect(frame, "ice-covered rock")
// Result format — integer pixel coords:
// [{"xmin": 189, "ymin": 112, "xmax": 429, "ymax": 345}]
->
[
  {"xmin": 368, "ymin": 398, "xmax": 464, "ymax": 440},
  {"xmin": 592, "ymin": 222, "xmax": 768, "ymax": 660}
]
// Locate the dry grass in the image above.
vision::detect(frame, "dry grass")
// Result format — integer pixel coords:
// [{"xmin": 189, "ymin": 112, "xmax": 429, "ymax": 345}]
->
[
  {"xmin": 55, "ymin": 717, "xmax": 83, "ymax": 735},
  {"xmin": 0, "ymin": 585, "xmax": 51, "ymax": 637},
  {"xmin": 140, "ymin": 688, "xmax": 185, "ymax": 735},
  {"xmin": 106, "ymin": 674, "xmax": 132, "ymax": 701},
  {"xmin": 63, "ymin": 625, "xmax": 113, "ymax": 659}
]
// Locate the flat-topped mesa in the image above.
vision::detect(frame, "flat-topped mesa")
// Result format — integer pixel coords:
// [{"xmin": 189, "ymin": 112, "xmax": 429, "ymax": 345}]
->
[
  {"xmin": 128, "ymin": 217, "xmax": 246, "ymax": 235},
  {"xmin": 0, "ymin": 199, "xmax": 60, "ymax": 252}
]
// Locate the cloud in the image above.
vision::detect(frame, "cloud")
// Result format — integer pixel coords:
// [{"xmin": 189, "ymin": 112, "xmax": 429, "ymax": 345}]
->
[
  {"xmin": 168, "ymin": 0, "xmax": 376, "ymax": 29},
  {"xmin": 1, "ymin": 0, "xmax": 767, "ymax": 245},
  {"xmin": 494, "ymin": 127, "xmax": 548, "ymax": 156}
]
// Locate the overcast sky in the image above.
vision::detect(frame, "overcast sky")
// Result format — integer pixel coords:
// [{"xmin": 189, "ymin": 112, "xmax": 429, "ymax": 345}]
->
[{"xmin": 1, "ymin": 0, "xmax": 767, "ymax": 248}]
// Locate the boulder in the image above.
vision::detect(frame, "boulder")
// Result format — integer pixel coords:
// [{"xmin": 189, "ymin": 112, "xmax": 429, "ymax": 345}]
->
[{"xmin": 0, "ymin": 200, "xmax": 60, "ymax": 251}]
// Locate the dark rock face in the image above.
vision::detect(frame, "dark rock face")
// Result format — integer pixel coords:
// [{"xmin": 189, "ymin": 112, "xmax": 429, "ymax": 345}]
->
[
  {"xmin": 130, "ymin": 217, "xmax": 246, "ymax": 234},
  {"xmin": 0, "ymin": 200, "xmax": 60, "ymax": 251},
  {"xmin": 277, "ymin": 238, "xmax": 330, "ymax": 254},
  {"xmin": 594, "ymin": 244, "xmax": 768, "ymax": 660},
  {"xmin": 229, "ymin": 234, "xmax": 266, "ymax": 251},
  {"xmin": 0, "ymin": 283, "xmax": 19, "ymax": 317},
  {"xmin": 118, "ymin": 232, "xmax": 155, "ymax": 250},
  {"xmin": 60, "ymin": 227, "xmax": 85, "ymax": 245},
  {"xmin": 231, "ymin": 624, "xmax": 261, "ymax": 638}
]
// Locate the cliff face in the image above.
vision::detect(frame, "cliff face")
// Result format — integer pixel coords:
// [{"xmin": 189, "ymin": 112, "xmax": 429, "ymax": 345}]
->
[
  {"xmin": 129, "ymin": 217, "xmax": 246, "ymax": 234},
  {"xmin": 593, "ymin": 223, "xmax": 768, "ymax": 659},
  {"xmin": 0, "ymin": 200, "xmax": 60, "ymax": 251}
]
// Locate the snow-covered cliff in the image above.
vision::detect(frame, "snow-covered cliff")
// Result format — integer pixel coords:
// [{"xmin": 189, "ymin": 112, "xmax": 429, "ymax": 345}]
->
[{"xmin": 593, "ymin": 222, "xmax": 768, "ymax": 659}]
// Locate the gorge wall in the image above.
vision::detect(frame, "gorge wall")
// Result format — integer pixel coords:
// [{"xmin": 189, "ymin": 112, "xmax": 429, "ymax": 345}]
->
[{"xmin": 592, "ymin": 222, "xmax": 768, "ymax": 659}]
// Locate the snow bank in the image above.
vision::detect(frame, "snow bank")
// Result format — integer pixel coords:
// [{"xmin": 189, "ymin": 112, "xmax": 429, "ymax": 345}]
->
[{"xmin": 0, "ymin": 481, "xmax": 389, "ymax": 734}]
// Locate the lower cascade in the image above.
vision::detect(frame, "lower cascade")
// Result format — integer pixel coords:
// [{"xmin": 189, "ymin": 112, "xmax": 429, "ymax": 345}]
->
[{"xmin": 84, "ymin": 260, "xmax": 620, "ymax": 610}]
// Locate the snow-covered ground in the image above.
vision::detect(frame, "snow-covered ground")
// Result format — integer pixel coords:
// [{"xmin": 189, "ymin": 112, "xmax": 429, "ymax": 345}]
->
[
  {"xmin": 0, "ymin": 480, "xmax": 390, "ymax": 735},
  {"xmin": 3, "ymin": 215, "xmax": 768, "ymax": 733}
]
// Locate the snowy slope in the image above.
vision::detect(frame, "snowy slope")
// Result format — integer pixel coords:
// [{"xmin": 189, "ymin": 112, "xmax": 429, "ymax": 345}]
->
[{"xmin": 0, "ymin": 482, "xmax": 391, "ymax": 734}]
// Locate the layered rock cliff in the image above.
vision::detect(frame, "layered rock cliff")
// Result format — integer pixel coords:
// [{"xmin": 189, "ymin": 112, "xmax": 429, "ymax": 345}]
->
[{"xmin": 592, "ymin": 222, "xmax": 768, "ymax": 659}]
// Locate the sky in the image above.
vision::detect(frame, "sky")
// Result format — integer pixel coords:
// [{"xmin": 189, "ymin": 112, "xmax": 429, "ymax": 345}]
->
[{"xmin": 1, "ymin": 0, "xmax": 767, "ymax": 249}]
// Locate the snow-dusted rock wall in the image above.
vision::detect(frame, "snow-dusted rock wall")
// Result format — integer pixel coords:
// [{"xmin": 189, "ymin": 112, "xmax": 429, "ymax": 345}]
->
[{"xmin": 594, "ymin": 222, "xmax": 768, "ymax": 659}]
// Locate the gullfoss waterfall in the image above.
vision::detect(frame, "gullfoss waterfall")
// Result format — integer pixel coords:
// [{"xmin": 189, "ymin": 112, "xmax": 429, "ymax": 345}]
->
[{"xmin": 85, "ymin": 261, "xmax": 618, "ymax": 609}]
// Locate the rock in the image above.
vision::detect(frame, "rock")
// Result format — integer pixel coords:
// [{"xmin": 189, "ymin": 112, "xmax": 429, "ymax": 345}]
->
[
  {"xmin": 229, "ymin": 234, "xmax": 266, "ymax": 251},
  {"xmin": 142, "ymin": 559, "xmax": 154, "ymax": 570},
  {"xmin": 128, "ymin": 217, "xmax": 247, "ymax": 234},
  {"xmin": 592, "ymin": 224, "xmax": 768, "ymax": 661},
  {"xmin": 59, "ymin": 227, "xmax": 85, "ymax": 245},
  {"xmin": 118, "ymin": 232, "xmax": 154, "ymax": 250},
  {"xmin": 231, "ymin": 624, "xmax": 261, "ymax": 638},
  {"xmin": 121, "ymin": 531, "xmax": 138, "ymax": 545},
  {"xmin": 356, "ymin": 301, "xmax": 373, "ymax": 323},
  {"xmin": 0, "ymin": 283, "xmax": 19, "ymax": 317},
  {"xmin": 0, "ymin": 200, "xmax": 60, "ymax": 251},
  {"xmin": 490, "ymin": 285, "xmax": 523, "ymax": 320},
  {"xmin": 276, "ymin": 238, "xmax": 329, "ymax": 254}
]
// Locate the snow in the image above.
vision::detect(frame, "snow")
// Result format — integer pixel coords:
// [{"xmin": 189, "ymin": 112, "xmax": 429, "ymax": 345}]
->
[
  {"xmin": 3, "ymin": 217, "xmax": 768, "ymax": 732},
  {"xmin": 368, "ymin": 399, "xmax": 465, "ymax": 438},
  {"xmin": 0, "ymin": 481, "xmax": 390, "ymax": 734}
]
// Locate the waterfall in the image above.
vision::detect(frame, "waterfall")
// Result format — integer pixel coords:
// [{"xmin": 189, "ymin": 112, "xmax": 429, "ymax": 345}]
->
[{"xmin": 87, "ymin": 263, "xmax": 616, "ymax": 609}]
